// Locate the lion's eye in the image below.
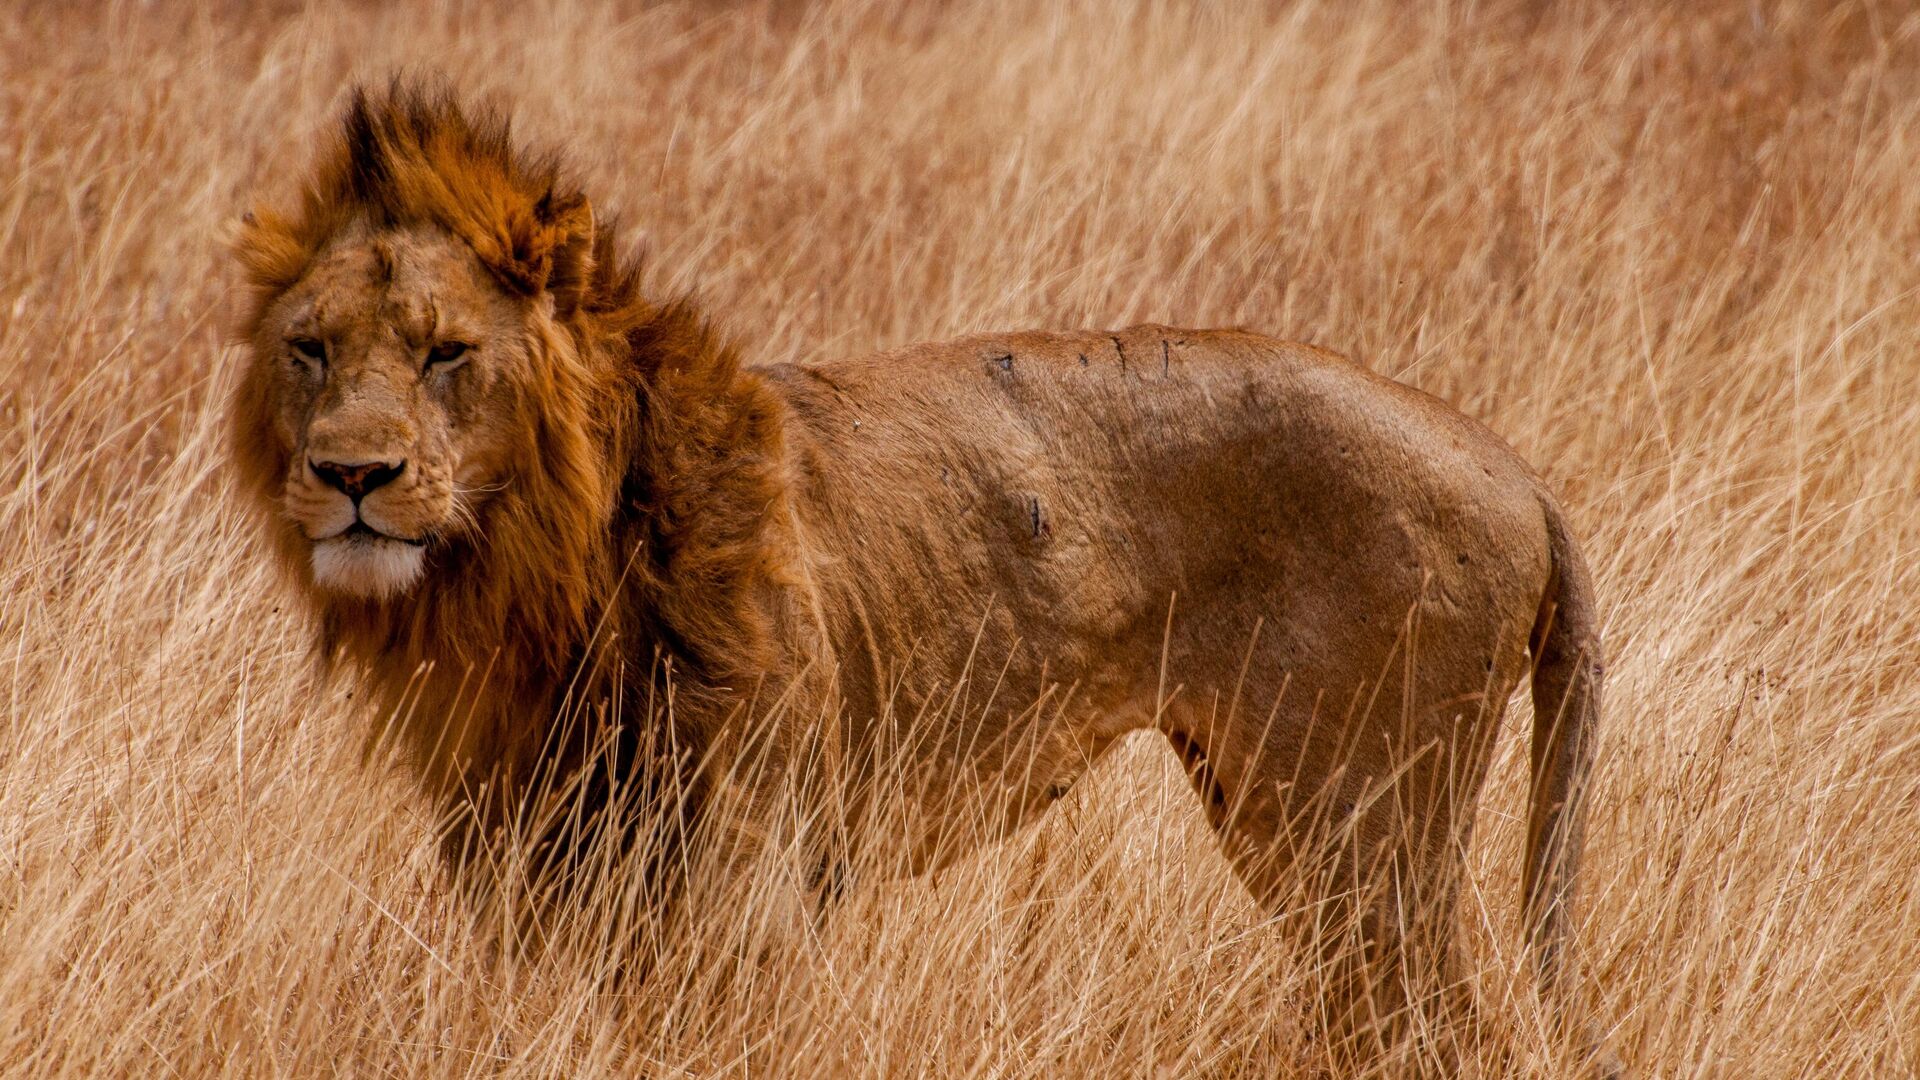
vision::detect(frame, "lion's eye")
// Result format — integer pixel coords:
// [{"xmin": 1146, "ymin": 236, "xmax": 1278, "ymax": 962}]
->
[
  {"xmin": 426, "ymin": 341, "xmax": 471, "ymax": 370},
  {"xmin": 290, "ymin": 337, "xmax": 326, "ymax": 365}
]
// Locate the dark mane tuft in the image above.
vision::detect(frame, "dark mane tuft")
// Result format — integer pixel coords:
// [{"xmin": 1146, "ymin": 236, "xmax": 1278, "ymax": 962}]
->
[{"xmin": 236, "ymin": 77, "xmax": 643, "ymax": 318}]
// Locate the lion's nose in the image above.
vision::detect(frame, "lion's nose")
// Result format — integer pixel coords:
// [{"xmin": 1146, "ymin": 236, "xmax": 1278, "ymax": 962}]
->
[{"xmin": 310, "ymin": 458, "xmax": 406, "ymax": 501}]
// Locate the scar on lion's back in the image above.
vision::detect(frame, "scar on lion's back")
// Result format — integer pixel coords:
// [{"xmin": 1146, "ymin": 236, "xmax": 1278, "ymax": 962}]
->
[{"xmin": 966, "ymin": 326, "xmax": 1196, "ymax": 390}]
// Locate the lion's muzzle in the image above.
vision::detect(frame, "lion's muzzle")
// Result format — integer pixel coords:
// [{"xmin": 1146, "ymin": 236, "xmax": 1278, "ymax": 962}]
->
[{"xmin": 288, "ymin": 452, "xmax": 447, "ymax": 599}]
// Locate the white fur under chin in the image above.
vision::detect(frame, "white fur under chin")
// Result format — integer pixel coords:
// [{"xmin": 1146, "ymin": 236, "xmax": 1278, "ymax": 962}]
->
[{"xmin": 310, "ymin": 535, "xmax": 426, "ymax": 599}]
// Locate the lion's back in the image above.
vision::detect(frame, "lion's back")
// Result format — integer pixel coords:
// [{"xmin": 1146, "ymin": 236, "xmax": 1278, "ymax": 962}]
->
[{"xmin": 768, "ymin": 322, "xmax": 1549, "ymax": 569}]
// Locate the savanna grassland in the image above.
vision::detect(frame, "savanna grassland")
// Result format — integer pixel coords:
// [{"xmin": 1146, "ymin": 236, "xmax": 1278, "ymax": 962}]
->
[{"xmin": 3, "ymin": 1, "xmax": 1919, "ymax": 1076}]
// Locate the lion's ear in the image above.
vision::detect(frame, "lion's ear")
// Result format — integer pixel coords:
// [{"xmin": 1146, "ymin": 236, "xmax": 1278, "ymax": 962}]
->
[
  {"xmin": 537, "ymin": 192, "xmax": 595, "ymax": 317},
  {"xmin": 230, "ymin": 207, "xmax": 311, "ymax": 292}
]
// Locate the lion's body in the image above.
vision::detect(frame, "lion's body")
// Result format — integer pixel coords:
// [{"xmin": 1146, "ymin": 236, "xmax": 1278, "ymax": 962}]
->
[
  {"xmin": 228, "ymin": 84, "xmax": 1604, "ymax": 1067},
  {"xmin": 774, "ymin": 324, "xmax": 1566, "ymax": 875}
]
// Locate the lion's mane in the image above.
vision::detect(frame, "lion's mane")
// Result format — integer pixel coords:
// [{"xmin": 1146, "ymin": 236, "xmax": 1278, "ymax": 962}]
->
[{"xmin": 230, "ymin": 82, "xmax": 802, "ymax": 833}]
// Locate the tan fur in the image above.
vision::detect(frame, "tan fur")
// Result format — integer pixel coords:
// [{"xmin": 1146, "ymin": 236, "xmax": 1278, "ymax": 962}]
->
[{"xmin": 229, "ymin": 83, "xmax": 1604, "ymax": 1064}]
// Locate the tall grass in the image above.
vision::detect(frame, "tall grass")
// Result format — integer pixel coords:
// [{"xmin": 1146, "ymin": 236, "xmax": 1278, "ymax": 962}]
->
[{"xmin": 3, "ymin": 1, "xmax": 1918, "ymax": 1075}]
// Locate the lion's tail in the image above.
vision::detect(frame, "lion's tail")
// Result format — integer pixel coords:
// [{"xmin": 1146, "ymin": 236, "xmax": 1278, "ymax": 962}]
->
[{"xmin": 1524, "ymin": 493, "xmax": 1602, "ymax": 1006}]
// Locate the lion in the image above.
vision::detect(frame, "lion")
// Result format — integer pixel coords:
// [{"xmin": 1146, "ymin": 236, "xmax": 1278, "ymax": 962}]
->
[{"xmin": 228, "ymin": 83, "xmax": 1605, "ymax": 1069}]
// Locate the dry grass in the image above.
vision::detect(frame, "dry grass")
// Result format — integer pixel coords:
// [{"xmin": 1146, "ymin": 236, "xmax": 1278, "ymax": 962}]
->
[{"xmin": 4, "ymin": 0, "xmax": 1920, "ymax": 1075}]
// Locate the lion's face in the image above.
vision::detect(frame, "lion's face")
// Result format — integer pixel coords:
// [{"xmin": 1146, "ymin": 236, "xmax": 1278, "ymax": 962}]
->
[{"xmin": 246, "ymin": 220, "xmax": 537, "ymax": 599}]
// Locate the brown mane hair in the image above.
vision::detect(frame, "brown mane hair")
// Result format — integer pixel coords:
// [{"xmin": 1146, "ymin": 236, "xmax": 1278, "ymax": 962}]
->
[{"xmin": 231, "ymin": 81, "xmax": 803, "ymax": 839}]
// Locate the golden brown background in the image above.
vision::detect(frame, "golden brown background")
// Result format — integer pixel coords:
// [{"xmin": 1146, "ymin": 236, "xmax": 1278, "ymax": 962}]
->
[{"xmin": 2, "ymin": 2, "xmax": 1916, "ymax": 1075}]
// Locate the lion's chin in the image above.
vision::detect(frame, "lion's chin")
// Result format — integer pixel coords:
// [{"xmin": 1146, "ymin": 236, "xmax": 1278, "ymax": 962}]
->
[{"xmin": 310, "ymin": 534, "xmax": 426, "ymax": 600}]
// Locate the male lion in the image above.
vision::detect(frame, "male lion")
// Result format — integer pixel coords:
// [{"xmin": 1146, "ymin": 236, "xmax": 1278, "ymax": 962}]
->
[{"xmin": 229, "ymin": 84, "xmax": 1604, "ymax": 1068}]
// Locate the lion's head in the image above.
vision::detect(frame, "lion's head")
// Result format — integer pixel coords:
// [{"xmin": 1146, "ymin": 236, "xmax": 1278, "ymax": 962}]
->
[{"xmin": 229, "ymin": 83, "xmax": 610, "ymax": 603}]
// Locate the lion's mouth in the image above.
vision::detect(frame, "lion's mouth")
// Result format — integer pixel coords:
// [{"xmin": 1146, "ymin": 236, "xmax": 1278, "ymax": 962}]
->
[
  {"xmin": 330, "ymin": 520, "xmax": 427, "ymax": 547},
  {"xmin": 310, "ymin": 519, "xmax": 430, "ymax": 598}
]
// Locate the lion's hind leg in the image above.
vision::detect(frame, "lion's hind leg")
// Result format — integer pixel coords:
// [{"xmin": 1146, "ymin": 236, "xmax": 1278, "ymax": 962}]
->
[{"xmin": 1162, "ymin": 697, "xmax": 1490, "ymax": 1075}]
